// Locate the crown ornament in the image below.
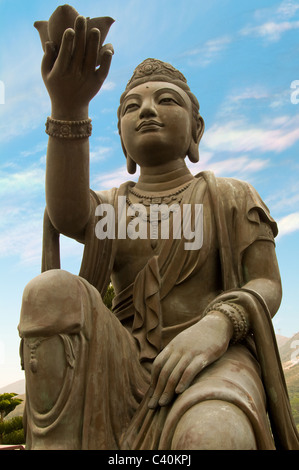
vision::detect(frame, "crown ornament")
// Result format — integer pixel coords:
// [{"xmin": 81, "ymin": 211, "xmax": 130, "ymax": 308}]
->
[{"xmin": 126, "ymin": 59, "xmax": 188, "ymax": 89}]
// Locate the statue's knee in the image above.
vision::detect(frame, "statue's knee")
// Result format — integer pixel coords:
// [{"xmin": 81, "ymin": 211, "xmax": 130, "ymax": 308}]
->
[
  {"xmin": 171, "ymin": 400, "xmax": 256, "ymax": 450},
  {"xmin": 19, "ymin": 269, "xmax": 86, "ymax": 337}
]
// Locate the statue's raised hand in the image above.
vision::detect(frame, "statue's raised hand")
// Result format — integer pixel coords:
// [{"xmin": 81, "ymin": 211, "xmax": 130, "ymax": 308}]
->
[
  {"xmin": 148, "ymin": 311, "xmax": 233, "ymax": 408},
  {"xmin": 41, "ymin": 16, "xmax": 113, "ymax": 119}
]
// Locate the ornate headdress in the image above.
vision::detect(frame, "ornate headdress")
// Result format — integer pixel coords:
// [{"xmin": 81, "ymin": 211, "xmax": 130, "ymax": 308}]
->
[
  {"xmin": 125, "ymin": 58, "xmax": 188, "ymax": 90},
  {"xmin": 118, "ymin": 58, "xmax": 200, "ymax": 120}
]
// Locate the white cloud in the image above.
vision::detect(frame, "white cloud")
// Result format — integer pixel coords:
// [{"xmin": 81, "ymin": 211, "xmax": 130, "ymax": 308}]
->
[
  {"xmin": 277, "ymin": 0, "xmax": 299, "ymax": 19},
  {"xmin": 229, "ymin": 87, "xmax": 269, "ymax": 103},
  {"xmin": 20, "ymin": 142, "xmax": 47, "ymax": 158},
  {"xmin": 0, "ymin": 213, "xmax": 43, "ymax": 265},
  {"xmin": 0, "ymin": 167, "xmax": 45, "ymax": 197},
  {"xmin": 182, "ymin": 35, "xmax": 232, "ymax": 67},
  {"xmin": 92, "ymin": 165, "xmax": 139, "ymax": 189},
  {"xmin": 217, "ymin": 85, "xmax": 271, "ymax": 117},
  {"xmin": 188, "ymin": 154, "xmax": 269, "ymax": 178},
  {"xmin": 0, "ymin": 35, "xmax": 49, "ymax": 142},
  {"xmin": 90, "ymin": 145, "xmax": 113, "ymax": 162},
  {"xmin": 101, "ymin": 81, "xmax": 116, "ymax": 91},
  {"xmin": 277, "ymin": 212, "xmax": 299, "ymax": 237},
  {"xmin": 265, "ymin": 184, "xmax": 299, "ymax": 214},
  {"xmin": 202, "ymin": 115, "xmax": 299, "ymax": 154},
  {"xmin": 241, "ymin": 20, "xmax": 299, "ymax": 42}
]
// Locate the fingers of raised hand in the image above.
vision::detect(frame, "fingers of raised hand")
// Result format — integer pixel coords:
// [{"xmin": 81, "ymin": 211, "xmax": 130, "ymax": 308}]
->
[
  {"xmin": 83, "ymin": 28, "xmax": 101, "ymax": 71},
  {"xmin": 72, "ymin": 16, "xmax": 87, "ymax": 69},
  {"xmin": 41, "ymin": 41, "xmax": 57, "ymax": 78},
  {"xmin": 54, "ymin": 28, "xmax": 75, "ymax": 74},
  {"xmin": 98, "ymin": 43, "xmax": 114, "ymax": 64},
  {"xmin": 94, "ymin": 43, "xmax": 114, "ymax": 85}
]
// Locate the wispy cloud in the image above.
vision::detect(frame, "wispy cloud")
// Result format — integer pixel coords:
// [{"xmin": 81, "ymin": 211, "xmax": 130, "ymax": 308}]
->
[
  {"xmin": 241, "ymin": 0, "xmax": 299, "ymax": 42},
  {"xmin": 241, "ymin": 20, "xmax": 299, "ymax": 42},
  {"xmin": 182, "ymin": 35, "xmax": 232, "ymax": 67},
  {"xmin": 20, "ymin": 142, "xmax": 47, "ymax": 158},
  {"xmin": 276, "ymin": 0, "xmax": 299, "ymax": 19},
  {"xmin": 101, "ymin": 81, "xmax": 116, "ymax": 91},
  {"xmin": 90, "ymin": 145, "xmax": 113, "ymax": 162},
  {"xmin": 277, "ymin": 212, "xmax": 299, "ymax": 237},
  {"xmin": 188, "ymin": 154, "xmax": 269, "ymax": 179},
  {"xmin": 0, "ymin": 167, "xmax": 45, "ymax": 197},
  {"xmin": 0, "ymin": 38, "xmax": 49, "ymax": 142},
  {"xmin": 0, "ymin": 217, "xmax": 43, "ymax": 266},
  {"xmin": 265, "ymin": 182, "xmax": 299, "ymax": 215},
  {"xmin": 92, "ymin": 165, "xmax": 139, "ymax": 189},
  {"xmin": 202, "ymin": 114, "xmax": 299, "ymax": 154}
]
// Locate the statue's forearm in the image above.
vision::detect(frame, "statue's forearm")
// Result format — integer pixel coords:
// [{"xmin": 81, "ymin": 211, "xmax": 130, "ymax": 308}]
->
[
  {"xmin": 46, "ymin": 132, "xmax": 91, "ymax": 240},
  {"xmin": 241, "ymin": 240, "xmax": 282, "ymax": 318},
  {"xmin": 242, "ymin": 278, "xmax": 282, "ymax": 318}
]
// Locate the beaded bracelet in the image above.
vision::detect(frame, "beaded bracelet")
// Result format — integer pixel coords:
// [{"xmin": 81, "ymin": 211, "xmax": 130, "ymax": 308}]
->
[
  {"xmin": 45, "ymin": 117, "xmax": 92, "ymax": 139},
  {"xmin": 206, "ymin": 301, "xmax": 249, "ymax": 344}
]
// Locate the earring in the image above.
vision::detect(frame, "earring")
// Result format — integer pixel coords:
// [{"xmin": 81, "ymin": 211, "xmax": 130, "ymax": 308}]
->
[{"xmin": 127, "ymin": 155, "xmax": 137, "ymax": 174}]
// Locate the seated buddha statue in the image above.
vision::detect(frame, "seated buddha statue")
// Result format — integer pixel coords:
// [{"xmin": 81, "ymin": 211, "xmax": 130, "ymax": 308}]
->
[{"xmin": 18, "ymin": 7, "xmax": 299, "ymax": 450}]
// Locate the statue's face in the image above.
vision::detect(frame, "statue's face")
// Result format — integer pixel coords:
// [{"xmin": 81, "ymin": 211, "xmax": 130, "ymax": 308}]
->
[{"xmin": 119, "ymin": 81, "xmax": 194, "ymax": 167}]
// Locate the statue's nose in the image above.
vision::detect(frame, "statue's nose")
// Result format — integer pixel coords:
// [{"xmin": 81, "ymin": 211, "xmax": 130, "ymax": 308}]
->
[{"xmin": 139, "ymin": 98, "xmax": 157, "ymax": 119}]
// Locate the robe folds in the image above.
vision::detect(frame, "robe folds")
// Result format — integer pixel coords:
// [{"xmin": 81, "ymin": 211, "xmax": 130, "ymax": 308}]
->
[{"xmin": 22, "ymin": 171, "xmax": 299, "ymax": 450}]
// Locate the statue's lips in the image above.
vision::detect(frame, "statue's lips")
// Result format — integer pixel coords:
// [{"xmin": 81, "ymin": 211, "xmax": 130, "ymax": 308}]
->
[{"xmin": 136, "ymin": 120, "xmax": 164, "ymax": 132}]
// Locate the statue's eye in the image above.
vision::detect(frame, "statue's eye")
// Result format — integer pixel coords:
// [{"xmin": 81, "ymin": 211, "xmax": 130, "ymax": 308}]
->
[
  {"xmin": 123, "ymin": 102, "xmax": 139, "ymax": 114},
  {"xmin": 159, "ymin": 97, "xmax": 178, "ymax": 105}
]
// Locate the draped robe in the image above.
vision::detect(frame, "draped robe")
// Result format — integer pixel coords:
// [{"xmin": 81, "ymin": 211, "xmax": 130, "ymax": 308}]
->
[{"xmin": 20, "ymin": 171, "xmax": 299, "ymax": 450}]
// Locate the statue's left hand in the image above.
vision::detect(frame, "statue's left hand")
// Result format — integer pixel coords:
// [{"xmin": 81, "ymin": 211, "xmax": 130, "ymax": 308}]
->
[
  {"xmin": 148, "ymin": 311, "xmax": 233, "ymax": 408},
  {"xmin": 41, "ymin": 15, "xmax": 113, "ymax": 119}
]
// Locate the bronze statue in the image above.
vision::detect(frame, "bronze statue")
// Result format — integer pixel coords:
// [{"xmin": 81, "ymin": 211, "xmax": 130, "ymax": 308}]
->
[{"xmin": 18, "ymin": 5, "xmax": 299, "ymax": 450}]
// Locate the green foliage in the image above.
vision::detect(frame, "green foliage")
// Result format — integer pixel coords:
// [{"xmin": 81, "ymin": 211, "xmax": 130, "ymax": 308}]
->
[
  {"xmin": 0, "ymin": 394, "xmax": 24, "ymax": 445},
  {"xmin": 2, "ymin": 428, "xmax": 24, "ymax": 445},
  {"xmin": 289, "ymin": 392, "xmax": 299, "ymax": 427},
  {"xmin": 0, "ymin": 393, "xmax": 23, "ymax": 421},
  {"xmin": 103, "ymin": 284, "xmax": 115, "ymax": 310},
  {"xmin": 0, "ymin": 416, "xmax": 24, "ymax": 445}
]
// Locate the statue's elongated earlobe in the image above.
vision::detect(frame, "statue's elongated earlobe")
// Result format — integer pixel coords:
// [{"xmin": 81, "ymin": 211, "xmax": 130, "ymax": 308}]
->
[
  {"xmin": 187, "ymin": 141, "xmax": 200, "ymax": 163},
  {"xmin": 127, "ymin": 156, "xmax": 137, "ymax": 174},
  {"xmin": 187, "ymin": 114, "xmax": 204, "ymax": 163}
]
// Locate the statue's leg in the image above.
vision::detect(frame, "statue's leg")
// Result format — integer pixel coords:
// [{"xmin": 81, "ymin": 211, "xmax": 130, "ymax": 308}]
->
[
  {"xmin": 18, "ymin": 269, "xmax": 96, "ymax": 450},
  {"xmin": 19, "ymin": 269, "xmax": 149, "ymax": 450},
  {"xmin": 171, "ymin": 400, "xmax": 257, "ymax": 450}
]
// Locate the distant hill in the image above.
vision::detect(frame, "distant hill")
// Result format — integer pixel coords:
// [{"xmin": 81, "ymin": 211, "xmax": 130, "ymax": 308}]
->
[
  {"xmin": 277, "ymin": 332, "xmax": 299, "ymax": 430},
  {"xmin": 277, "ymin": 332, "xmax": 299, "ymax": 366},
  {"xmin": 0, "ymin": 379, "xmax": 25, "ymax": 395},
  {"xmin": 276, "ymin": 334, "xmax": 290, "ymax": 348}
]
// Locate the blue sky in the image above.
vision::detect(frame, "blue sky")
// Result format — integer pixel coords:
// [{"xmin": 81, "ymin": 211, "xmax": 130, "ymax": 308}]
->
[{"xmin": 0, "ymin": 0, "xmax": 299, "ymax": 387}]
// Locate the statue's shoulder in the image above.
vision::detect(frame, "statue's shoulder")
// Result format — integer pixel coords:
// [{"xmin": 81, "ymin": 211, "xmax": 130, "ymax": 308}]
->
[
  {"xmin": 92, "ymin": 181, "xmax": 134, "ymax": 206},
  {"xmin": 196, "ymin": 170, "xmax": 256, "ymax": 199},
  {"xmin": 92, "ymin": 187, "xmax": 118, "ymax": 205},
  {"xmin": 196, "ymin": 170, "xmax": 277, "ymax": 235}
]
